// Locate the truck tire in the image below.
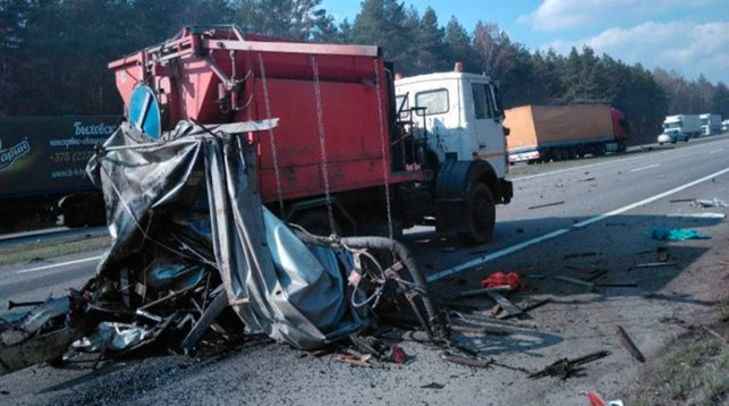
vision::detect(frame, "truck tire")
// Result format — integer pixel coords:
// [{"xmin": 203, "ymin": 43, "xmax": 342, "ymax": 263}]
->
[{"xmin": 461, "ymin": 183, "xmax": 495, "ymax": 244}]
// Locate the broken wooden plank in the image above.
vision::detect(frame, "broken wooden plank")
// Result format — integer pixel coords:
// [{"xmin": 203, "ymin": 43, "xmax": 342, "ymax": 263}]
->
[
  {"xmin": 554, "ymin": 275, "xmax": 595, "ymax": 290},
  {"xmin": 616, "ymin": 325, "xmax": 646, "ymax": 363},
  {"xmin": 595, "ymin": 283, "xmax": 638, "ymax": 288},
  {"xmin": 631, "ymin": 262, "xmax": 678, "ymax": 270},
  {"xmin": 486, "ymin": 291, "xmax": 523, "ymax": 317},
  {"xmin": 528, "ymin": 201, "xmax": 565, "ymax": 210},
  {"xmin": 455, "ymin": 285, "xmax": 513, "ymax": 299},
  {"xmin": 563, "ymin": 252, "xmax": 599, "ymax": 260},
  {"xmin": 502, "ymin": 299, "xmax": 551, "ymax": 320}
]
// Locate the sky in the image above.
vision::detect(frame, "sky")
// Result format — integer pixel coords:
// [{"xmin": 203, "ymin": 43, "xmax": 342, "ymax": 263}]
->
[{"xmin": 322, "ymin": 0, "xmax": 729, "ymax": 84}]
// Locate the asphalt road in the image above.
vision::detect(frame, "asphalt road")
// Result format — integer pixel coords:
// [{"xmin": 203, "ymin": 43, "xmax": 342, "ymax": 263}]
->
[{"xmin": 3, "ymin": 134, "xmax": 729, "ymax": 405}]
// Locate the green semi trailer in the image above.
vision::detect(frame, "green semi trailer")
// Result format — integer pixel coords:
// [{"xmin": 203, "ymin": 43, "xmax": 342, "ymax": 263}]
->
[{"xmin": 0, "ymin": 116, "xmax": 121, "ymax": 230}]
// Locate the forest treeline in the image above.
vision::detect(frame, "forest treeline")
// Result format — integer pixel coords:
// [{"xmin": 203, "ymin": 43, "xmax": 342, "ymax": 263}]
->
[{"xmin": 1, "ymin": 0, "xmax": 728, "ymax": 142}]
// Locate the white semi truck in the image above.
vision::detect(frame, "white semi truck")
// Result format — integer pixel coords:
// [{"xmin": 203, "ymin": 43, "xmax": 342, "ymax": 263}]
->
[
  {"xmin": 660, "ymin": 114, "xmax": 701, "ymax": 143},
  {"xmin": 699, "ymin": 114, "xmax": 722, "ymax": 136},
  {"xmin": 723, "ymin": 120, "xmax": 729, "ymax": 133}
]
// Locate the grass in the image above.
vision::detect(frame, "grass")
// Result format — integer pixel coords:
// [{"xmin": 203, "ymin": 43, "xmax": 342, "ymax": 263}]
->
[
  {"xmin": 0, "ymin": 236, "xmax": 110, "ymax": 267},
  {"xmin": 629, "ymin": 326, "xmax": 729, "ymax": 406}
]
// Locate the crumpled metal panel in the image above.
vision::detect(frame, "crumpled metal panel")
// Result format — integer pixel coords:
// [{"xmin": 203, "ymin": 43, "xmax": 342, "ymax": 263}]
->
[{"xmin": 87, "ymin": 122, "xmax": 368, "ymax": 350}]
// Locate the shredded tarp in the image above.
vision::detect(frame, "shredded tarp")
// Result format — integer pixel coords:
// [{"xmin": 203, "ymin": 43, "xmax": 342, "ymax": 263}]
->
[
  {"xmin": 651, "ymin": 228, "xmax": 710, "ymax": 241},
  {"xmin": 87, "ymin": 122, "xmax": 369, "ymax": 350}
]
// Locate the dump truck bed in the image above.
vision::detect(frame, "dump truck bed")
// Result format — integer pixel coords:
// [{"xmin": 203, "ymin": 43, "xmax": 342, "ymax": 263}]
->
[{"xmin": 109, "ymin": 27, "xmax": 424, "ymax": 204}]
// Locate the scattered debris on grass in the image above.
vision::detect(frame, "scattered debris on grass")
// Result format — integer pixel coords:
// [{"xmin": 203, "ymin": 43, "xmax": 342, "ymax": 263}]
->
[{"xmin": 616, "ymin": 325, "xmax": 646, "ymax": 363}]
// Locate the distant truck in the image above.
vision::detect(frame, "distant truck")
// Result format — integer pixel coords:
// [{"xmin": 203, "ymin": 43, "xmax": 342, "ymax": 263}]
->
[
  {"xmin": 723, "ymin": 120, "xmax": 729, "ymax": 133},
  {"xmin": 660, "ymin": 114, "xmax": 701, "ymax": 143},
  {"xmin": 699, "ymin": 114, "xmax": 722, "ymax": 136},
  {"xmin": 0, "ymin": 116, "xmax": 120, "ymax": 230},
  {"xmin": 504, "ymin": 104, "xmax": 628, "ymax": 164}
]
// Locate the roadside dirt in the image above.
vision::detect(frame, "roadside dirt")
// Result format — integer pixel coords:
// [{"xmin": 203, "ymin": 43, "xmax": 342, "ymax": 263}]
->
[{"xmin": 0, "ymin": 235, "xmax": 109, "ymax": 267}]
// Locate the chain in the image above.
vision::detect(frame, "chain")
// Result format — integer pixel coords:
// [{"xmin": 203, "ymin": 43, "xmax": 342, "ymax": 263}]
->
[
  {"xmin": 373, "ymin": 60, "xmax": 394, "ymax": 240},
  {"xmin": 257, "ymin": 53, "xmax": 285, "ymax": 214},
  {"xmin": 311, "ymin": 55, "xmax": 336, "ymax": 235}
]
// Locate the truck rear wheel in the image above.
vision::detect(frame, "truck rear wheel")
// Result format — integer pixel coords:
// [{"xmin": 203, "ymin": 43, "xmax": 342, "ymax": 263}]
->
[{"xmin": 461, "ymin": 183, "xmax": 495, "ymax": 245}]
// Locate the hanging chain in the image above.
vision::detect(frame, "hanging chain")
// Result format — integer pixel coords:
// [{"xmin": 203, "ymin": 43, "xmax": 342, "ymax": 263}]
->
[
  {"xmin": 257, "ymin": 53, "xmax": 285, "ymax": 215},
  {"xmin": 373, "ymin": 59, "xmax": 394, "ymax": 240},
  {"xmin": 311, "ymin": 56, "xmax": 336, "ymax": 235}
]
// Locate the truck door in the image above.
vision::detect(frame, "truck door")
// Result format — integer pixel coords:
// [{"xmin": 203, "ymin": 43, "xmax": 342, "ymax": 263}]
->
[{"xmin": 469, "ymin": 81, "xmax": 507, "ymax": 175}]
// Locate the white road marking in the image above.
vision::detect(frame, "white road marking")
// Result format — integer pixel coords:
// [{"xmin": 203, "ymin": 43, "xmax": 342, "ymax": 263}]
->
[
  {"xmin": 709, "ymin": 148, "xmax": 724, "ymax": 155},
  {"xmin": 17, "ymin": 255, "xmax": 103, "ymax": 274},
  {"xmin": 630, "ymin": 163, "xmax": 660, "ymax": 172},
  {"xmin": 428, "ymin": 165, "xmax": 729, "ymax": 282}
]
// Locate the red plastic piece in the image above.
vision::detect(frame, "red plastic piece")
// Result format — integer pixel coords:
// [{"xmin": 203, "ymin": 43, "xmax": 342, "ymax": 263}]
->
[
  {"xmin": 586, "ymin": 391, "xmax": 606, "ymax": 406},
  {"xmin": 390, "ymin": 344, "xmax": 407, "ymax": 364},
  {"xmin": 480, "ymin": 272, "xmax": 521, "ymax": 290}
]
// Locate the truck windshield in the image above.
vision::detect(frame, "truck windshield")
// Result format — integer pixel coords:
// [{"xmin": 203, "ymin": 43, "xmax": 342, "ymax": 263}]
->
[
  {"xmin": 664, "ymin": 122, "xmax": 682, "ymax": 129},
  {"xmin": 415, "ymin": 89, "xmax": 449, "ymax": 116},
  {"xmin": 701, "ymin": 119, "xmax": 709, "ymax": 125}
]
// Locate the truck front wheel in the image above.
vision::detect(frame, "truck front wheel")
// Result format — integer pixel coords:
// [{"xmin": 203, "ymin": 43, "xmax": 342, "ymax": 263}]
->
[{"xmin": 462, "ymin": 183, "xmax": 495, "ymax": 244}]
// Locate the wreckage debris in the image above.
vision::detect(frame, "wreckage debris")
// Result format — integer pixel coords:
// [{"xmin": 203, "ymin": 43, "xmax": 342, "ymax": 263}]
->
[
  {"xmin": 615, "ymin": 325, "xmax": 645, "ymax": 363},
  {"xmin": 529, "ymin": 350, "xmax": 611, "ymax": 380},
  {"xmin": 421, "ymin": 382, "xmax": 446, "ymax": 389},
  {"xmin": 563, "ymin": 252, "xmax": 599, "ymax": 260},
  {"xmin": 554, "ymin": 275, "xmax": 595, "ymax": 291},
  {"xmin": 0, "ymin": 121, "xmax": 448, "ymax": 377},
  {"xmin": 631, "ymin": 262, "xmax": 678, "ymax": 270},
  {"xmin": 528, "ymin": 201, "xmax": 565, "ymax": 210},
  {"xmin": 692, "ymin": 198, "xmax": 729, "ymax": 208}
]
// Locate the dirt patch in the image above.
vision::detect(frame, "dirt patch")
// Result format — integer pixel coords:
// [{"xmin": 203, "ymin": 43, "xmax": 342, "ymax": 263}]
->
[
  {"xmin": 624, "ymin": 305, "xmax": 729, "ymax": 406},
  {"xmin": 0, "ymin": 236, "xmax": 110, "ymax": 267}
]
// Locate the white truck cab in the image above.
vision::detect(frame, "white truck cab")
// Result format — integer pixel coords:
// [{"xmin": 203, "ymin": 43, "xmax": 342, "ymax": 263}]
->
[
  {"xmin": 395, "ymin": 70, "xmax": 509, "ymax": 182},
  {"xmin": 394, "ymin": 68, "xmax": 512, "ymax": 243}
]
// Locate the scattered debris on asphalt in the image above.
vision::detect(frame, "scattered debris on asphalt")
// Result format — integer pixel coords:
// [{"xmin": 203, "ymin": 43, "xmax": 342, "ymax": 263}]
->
[
  {"xmin": 421, "ymin": 382, "xmax": 446, "ymax": 389},
  {"xmin": 486, "ymin": 291, "xmax": 524, "ymax": 318},
  {"xmin": 669, "ymin": 198, "xmax": 696, "ymax": 203},
  {"xmin": 656, "ymin": 246, "xmax": 670, "ymax": 262},
  {"xmin": 651, "ymin": 228, "xmax": 709, "ymax": 241},
  {"xmin": 615, "ymin": 325, "xmax": 646, "ymax": 363},
  {"xmin": 455, "ymin": 286, "xmax": 514, "ymax": 299},
  {"xmin": 502, "ymin": 299, "xmax": 551, "ymax": 319},
  {"xmin": 580, "ymin": 177, "xmax": 597, "ymax": 182},
  {"xmin": 529, "ymin": 350, "xmax": 611, "ymax": 380},
  {"xmin": 563, "ymin": 252, "xmax": 599, "ymax": 260},
  {"xmin": 631, "ymin": 262, "xmax": 678, "ymax": 270},
  {"xmin": 554, "ymin": 275, "xmax": 595, "ymax": 291},
  {"xmin": 528, "ymin": 201, "xmax": 565, "ymax": 210},
  {"xmin": 692, "ymin": 198, "xmax": 729, "ymax": 208}
]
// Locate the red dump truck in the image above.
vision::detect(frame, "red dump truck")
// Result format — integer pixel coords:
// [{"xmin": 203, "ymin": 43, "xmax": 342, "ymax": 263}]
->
[
  {"xmin": 504, "ymin": 104, "xmax": 629, "ymax": 164},
  {"xmin": 108, "ymin": 26, "xmax": 512, "ymax": 243}
]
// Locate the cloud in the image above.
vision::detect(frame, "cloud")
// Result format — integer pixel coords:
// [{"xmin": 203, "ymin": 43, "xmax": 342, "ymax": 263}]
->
[
  {"xmin": 544, "ymin": 20, "xmax": 729, "ymax": 83},
  {"xmin": 519, "ymin": 0, "xmax": 716, "ymax": 31}
]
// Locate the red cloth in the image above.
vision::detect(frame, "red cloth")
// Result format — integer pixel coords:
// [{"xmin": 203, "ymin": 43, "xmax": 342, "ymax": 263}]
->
[{"xmin": 480, "ymin": 272, "xmax": 521, "ymax": 290}]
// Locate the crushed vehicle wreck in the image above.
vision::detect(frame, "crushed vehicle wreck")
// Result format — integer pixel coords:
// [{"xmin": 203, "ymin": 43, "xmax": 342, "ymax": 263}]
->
[{"xmin": 0, "ymin": 120, "xmax": 443, "ymax": 376}]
